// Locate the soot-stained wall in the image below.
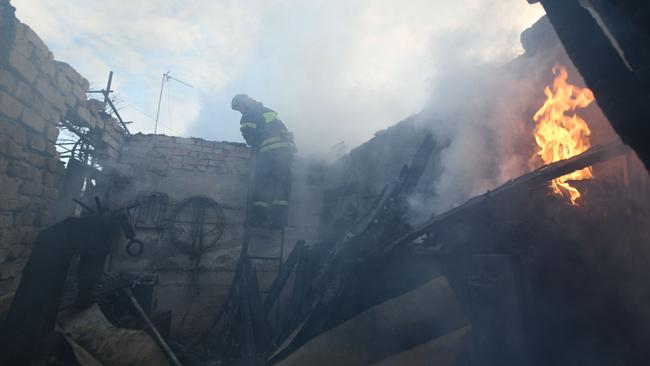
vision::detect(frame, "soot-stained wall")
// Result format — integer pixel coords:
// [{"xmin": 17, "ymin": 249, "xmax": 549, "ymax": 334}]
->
[
  {"xmin": 104, "ymin": 134, "xmax": 324, "ymax": 337},
  {"xmin": 0, "ymin": 0, "xmax": 323, "ymax": 334}
]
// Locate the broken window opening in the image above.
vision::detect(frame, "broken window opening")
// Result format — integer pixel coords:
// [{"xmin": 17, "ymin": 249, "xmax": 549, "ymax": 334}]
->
[
  {"xmin": 55, "ymin": 121, "xmax": 103, "ymax": 171},
  {"xmin": 54, "ymin": 119, "xmax": 106, "ymax": 218}
]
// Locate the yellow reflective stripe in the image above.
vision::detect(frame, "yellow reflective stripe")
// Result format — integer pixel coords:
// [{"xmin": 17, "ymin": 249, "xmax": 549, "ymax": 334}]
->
[
  {"xmin": 263, "ymin": 112, "xmax": 278, "ymax": 123},
  {"xmin": 272, "ymin": 200, "xmax": 289, "ymax": 206},
  {"xmin": 259, "ymin": 142, "xmax": 291, "ymax": 152},
  {"xmin": 240, "ymin": 122, "xmax": 256, "ymax": 128},
  {"xmin": 261, "ymin": 136, "xmax": 282, "ymax": 146},
  {"xmin": 253, "ymin": 201, "xmax": 270, "ymax": 207}
]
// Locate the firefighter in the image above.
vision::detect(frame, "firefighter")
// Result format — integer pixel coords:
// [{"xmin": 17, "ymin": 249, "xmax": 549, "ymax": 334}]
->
[{"xmin": 231, "ymin": 94, "xmax": 295, "ymax": 228}]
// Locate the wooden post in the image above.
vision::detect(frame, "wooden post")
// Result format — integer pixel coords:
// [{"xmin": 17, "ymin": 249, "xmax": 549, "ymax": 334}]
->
[{"xmin": 125, "ymin": 288, "xmax": 182, "ymax": 366}]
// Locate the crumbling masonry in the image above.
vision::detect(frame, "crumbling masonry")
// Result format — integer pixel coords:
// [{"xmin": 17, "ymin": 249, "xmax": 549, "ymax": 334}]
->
[
  {"xmin": 0, "ymin": 1, "xmax": 323, "ymax": 336},
  {"xmin": 0, "ymin": 2, "xmax": 125, "ymax": 312}
]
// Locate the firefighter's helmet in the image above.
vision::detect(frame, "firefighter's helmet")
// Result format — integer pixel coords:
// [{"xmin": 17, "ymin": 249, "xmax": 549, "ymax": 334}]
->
[{"xmin": 231, "ymin": 94, "xmax": 254, "ymax": 111}]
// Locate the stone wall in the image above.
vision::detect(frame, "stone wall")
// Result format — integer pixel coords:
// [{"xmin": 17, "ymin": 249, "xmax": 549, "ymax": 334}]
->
[
  {"xmin": 0, "ymin": 0, "xmax": 324, "ymax": 336},
  {"xmin": 0, "ymin": 0, "xmax": 126, "ymax": 313},
  {"xmin": 103, "ymin": 134, "xmax": 250, "ymax": 336},
  {"xmin": 0, "ymin": 0, "xmax": 322, "ymax": 337},
  {"xmin": 104, "ymin": 134, "xmax": 324, "ymax": 337}
]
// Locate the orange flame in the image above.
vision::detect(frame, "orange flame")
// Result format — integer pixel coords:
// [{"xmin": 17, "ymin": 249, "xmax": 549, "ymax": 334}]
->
[{"xmin": 533, "ymin": 65, "xmax": 595, "ymax": 205}]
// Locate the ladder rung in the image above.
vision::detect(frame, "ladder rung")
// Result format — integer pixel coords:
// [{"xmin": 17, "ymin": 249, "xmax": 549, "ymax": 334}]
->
[{"xmin": 249, "ymin": 255, "xmax": 282, "ymax": 261}]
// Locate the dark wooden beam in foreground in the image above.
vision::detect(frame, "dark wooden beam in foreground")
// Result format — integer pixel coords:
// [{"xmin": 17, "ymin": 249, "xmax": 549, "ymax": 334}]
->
[{"xmin": 532, "ymin": 0, "xmax": 650, "ymax": 170}]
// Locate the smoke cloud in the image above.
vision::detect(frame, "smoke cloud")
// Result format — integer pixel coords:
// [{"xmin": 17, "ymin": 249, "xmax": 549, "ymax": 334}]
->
[
  {"xmin": 187, "ymin": 1, "xmax": 544, "ymax": 158},
  {"xmin": 15, "ymin": 0, "xmax": 544, "ymax": 162},
  {"xmin": 415, "ymin": 6, "xmax": 557, "ymax": 215}
]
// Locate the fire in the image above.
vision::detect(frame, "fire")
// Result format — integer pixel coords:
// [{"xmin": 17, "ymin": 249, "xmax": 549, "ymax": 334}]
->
[{"xmin": 532, "ymin": 65, "xmax": 595, "ymax": 205}]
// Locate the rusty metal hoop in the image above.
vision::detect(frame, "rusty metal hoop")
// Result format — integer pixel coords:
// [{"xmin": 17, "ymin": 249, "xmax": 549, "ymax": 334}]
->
[{"xmin": 169, "ymin": 196, "xmax": 226, "ymax": 257}]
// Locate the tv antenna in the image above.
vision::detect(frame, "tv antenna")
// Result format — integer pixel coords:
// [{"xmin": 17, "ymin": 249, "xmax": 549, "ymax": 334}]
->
[{"xmin": 154, "ymin": 71, "xmax": 193, "ymax": 134}]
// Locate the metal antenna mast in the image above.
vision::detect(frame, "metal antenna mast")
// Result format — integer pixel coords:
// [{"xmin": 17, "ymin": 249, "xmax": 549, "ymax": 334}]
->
[{"xmin": 154, "ymin": 71, "xmax": 193, "ymax": 134}]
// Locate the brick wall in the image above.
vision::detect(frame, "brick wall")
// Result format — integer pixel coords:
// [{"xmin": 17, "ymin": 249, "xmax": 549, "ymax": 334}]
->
[
  {"xmin": 102, "ymin": 134, "xmax": 250, "ymax": 336},
  {"xmin": 104, "ymin": 134, "xmax": 324, "ymax": 337},
  {"xmin": 0, "ymin": 0, "xmax": 429, "ymax": 331},
  {"xmin": 0, "ymin": 0, "xmax": 324, "ymax": 336},
  {"xmin": 0, "ymin": 1, "xmax": 126, "ymax": 313}
]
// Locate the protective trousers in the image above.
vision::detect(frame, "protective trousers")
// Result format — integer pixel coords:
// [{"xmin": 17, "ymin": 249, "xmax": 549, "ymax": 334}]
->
[{"xmin": 251, "ymin": 147, "xmax": 293, "ymax": 228}]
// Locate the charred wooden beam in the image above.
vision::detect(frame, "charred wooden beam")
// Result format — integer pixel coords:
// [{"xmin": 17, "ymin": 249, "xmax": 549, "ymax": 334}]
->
[
  {"xmin": 585, "ymin": 0, "xmax": 650, "ymax": 84},
  {"xmin": 264, "ymin": 240, "xmax": 305, "ymax": 316},
  {"xmin": 238, "ymin": 256, "xmax": 272, "ymax": 365},
  {"xmin": 271, "ymin": 141, "xmax": 626, "ymax": 364},
  {"xmin": 270, "ymin": 134, "xmax": 436, "ymax": 362},
  {"xmin": 534, "ymin": 0, "xmax": 650, "ymax": 170},
  {"xmin": 309, "ymin": 133, "xmax": 435, "ymax": 300},
  {"xmin": 387, "ymin": 141, "xmax": 628, "ymax": 253}
]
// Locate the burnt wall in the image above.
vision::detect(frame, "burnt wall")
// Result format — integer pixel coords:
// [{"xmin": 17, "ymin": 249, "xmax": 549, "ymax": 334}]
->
[
  {"xmin": 321, "ymin": 115, "xmax": 442, "ymax": 238},
  {"xmin": 0, "ymin": 1, "xmax": 323, "ymax": 335},
  {"xmin": 104, "ymin": 134, "xmax": 250, "ymax": 337},
  {"xmin": 0, "ymin": 0, "xmax": 126, "ymax": 314},
  {"xmin": 104, "ymin": 134, "xmax": 324, "ymax": 337}
]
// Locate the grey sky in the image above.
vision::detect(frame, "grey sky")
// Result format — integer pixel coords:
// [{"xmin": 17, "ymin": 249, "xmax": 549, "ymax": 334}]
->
[{"xmin": 14, "ymin": 0, "xmax": 544, "ymax": 156}]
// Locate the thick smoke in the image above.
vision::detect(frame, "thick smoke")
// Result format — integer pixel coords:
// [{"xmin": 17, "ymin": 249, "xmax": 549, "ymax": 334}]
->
[
  {"xmin": 15, "ymin": 0, "xmax": 544, "ymax": 157},
  {"xmin": 415, "ymin": 10, "xmax": 557, "ymax": 215},
  {"xmin": 187, "ymin": 1, "xmax": 544, "ymax": 159}
]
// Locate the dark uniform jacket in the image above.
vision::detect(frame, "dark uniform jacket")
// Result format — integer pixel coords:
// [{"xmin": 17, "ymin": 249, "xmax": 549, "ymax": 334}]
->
[{"xmin": 239, "ymin": 102, "xmax": 295, "ymax": 153}]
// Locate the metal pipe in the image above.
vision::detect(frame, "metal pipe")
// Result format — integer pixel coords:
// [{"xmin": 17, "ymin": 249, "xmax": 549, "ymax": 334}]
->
[
  {"xmin": 125, "ymin": 288, "xmax": 182, "ymax": 366},
  {"xmin": 154, "ymin": 72, "xmax": 167, "ymax": 134}
]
